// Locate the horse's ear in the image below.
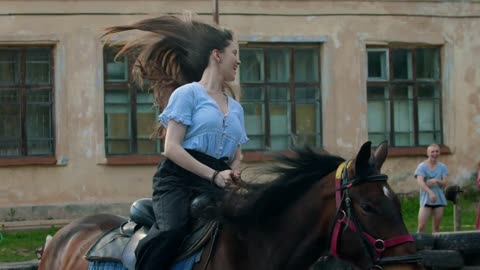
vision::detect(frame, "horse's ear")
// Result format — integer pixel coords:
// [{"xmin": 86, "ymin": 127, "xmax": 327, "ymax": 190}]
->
[
  {"xmin": 374, "ymin": 141, "xmax": 389, "ymax": 171},
  {"xmin": 355, "ymin": 141, "xmax": 372, "ymax": 177}
]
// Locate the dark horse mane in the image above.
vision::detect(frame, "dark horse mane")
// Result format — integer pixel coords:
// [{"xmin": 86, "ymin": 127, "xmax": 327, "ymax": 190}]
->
[{"xmin": 207, "ymin": 148, "xmax": 345, "ymax": 227}]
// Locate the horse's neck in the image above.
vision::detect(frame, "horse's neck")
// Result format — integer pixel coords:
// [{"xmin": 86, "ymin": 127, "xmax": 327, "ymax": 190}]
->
[{"xmin": 233, "ymin": 178, "xmax": 336, "ymax": 270}]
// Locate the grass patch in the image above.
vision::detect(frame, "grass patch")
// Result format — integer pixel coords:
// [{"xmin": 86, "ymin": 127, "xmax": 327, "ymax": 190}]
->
[
  {"xmin": 0, "ymin": 226, "xmax": 59, "ymax": 262},
  {"xmin": 400, "ymin": 185, "xmax": 480, "ymax": 233},
  {"xmin": 0, "ymin": 187, "xmax": 478, "ymax": 263}
]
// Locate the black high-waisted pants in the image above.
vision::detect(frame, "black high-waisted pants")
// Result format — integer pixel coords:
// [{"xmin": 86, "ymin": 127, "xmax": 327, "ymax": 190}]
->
[{"xmin": 135, "ymin": 150, "xmax": 229, "ymax": 270}]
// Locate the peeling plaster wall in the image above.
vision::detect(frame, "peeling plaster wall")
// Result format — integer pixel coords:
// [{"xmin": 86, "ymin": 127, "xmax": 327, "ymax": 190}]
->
[{"xmin": 0, "ymin": 0, "xmax": 479, "ymax": 215}]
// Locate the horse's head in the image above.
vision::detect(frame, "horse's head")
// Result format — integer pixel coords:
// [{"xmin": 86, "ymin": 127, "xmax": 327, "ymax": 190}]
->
[{"xmin": 333, "ymin": 141, "xmax": 423, "ymax": 269}]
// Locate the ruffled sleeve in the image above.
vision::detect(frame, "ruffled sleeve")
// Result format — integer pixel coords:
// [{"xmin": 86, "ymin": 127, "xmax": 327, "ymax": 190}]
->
[{"xmin": 158, "ymin": 85, "xmax": 195, "ymax": 127}]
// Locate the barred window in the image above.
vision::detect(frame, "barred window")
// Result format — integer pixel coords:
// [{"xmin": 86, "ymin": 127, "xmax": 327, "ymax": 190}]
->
[
  {"xmin": 240, "ymin": 44, "xmax": 322, "ymax": 151},
  {"xmin": 103, "ymin": 47, "xmax": 161, "ymax": 156},
  {"xmin": 0, "ymin": 47, "xmax": 54, "ymax": 157},
  {"xmin": 367, "ymin": 47, "xmax": 442, "ymax": 147}
]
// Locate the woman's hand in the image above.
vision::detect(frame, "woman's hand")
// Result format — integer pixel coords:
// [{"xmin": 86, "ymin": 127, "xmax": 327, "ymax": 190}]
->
[
  {"xmin": 212, "ymin": 170, "xmax": 233, "ymax": 188},
  {"xmin": 429, "ymin": 192, "xmax": 437, "ymax": 203},
  {"xmin": 230, "ymin": 169, "xmax": 241, "ymax": 184}
]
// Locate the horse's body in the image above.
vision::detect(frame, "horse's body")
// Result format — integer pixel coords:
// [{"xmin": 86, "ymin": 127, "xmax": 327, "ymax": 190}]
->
[{"xmin": 39, "ymin": 142, "xmax": 424, "ymax": 270}]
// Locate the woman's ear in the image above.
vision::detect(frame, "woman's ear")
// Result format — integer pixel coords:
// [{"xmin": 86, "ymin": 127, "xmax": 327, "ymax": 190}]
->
[{"xmin": 212, "ymin": 49, "xmax": 222, "ymax": 63}]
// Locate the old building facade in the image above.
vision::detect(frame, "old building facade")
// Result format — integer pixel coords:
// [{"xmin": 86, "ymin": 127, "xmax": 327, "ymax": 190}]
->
[{"xmin": 1, "ymin": 0, "xmax": 479, "ymax": 222}]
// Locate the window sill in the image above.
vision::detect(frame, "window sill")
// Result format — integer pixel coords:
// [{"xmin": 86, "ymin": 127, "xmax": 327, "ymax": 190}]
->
[
  {"xmin": 105, "ymin": 155, "xmax": 165, "ymax": 165},
  {"xmin": 387, "ymin": 145, "xmax": 452, "ymax": 157},
  {"xmin": 243, "ymin": 145, "xmax": 452, "ymax": 162},
  {"xmin": 243, "ymin": 149, "xmax": 325, "ymax": 162},
  {"xmin": 0, "ymin": 156, "xmax": 57, "ymax": 166}
]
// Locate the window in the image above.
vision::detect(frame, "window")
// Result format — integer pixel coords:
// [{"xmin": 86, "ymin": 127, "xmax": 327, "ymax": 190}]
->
[
  {"xmin": 0, "ymin": 47, "xmax": 54, "ymax": 157},
  {"xmin": 239, "ymin": 45, "xmax": 322, "ymax": 151},
  {"xmin": 367, "ymin": 47, "xmax": 442, "ymax": 147},
  {"xmin": 104, "ymin": 47, "xmax": 162, "ymax": 156}
]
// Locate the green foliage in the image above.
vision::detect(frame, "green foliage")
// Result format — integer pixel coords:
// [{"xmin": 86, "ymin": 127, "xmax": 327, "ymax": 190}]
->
[
  {"xmin": 400, "ymin": 188, "xmax": 480, "ymax": 233},
  {"xmin": 0, "ymin": 226, "xmax": 59, "ymax": 262},
  {"xmin": 0, "ymin": 188, "xmax": 479, "ymax": 263}
]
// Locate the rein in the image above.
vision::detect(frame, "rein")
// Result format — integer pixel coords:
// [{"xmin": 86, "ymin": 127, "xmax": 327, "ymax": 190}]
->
[{"xmin": 329, "ymin": 161, "xmax": 422, "ymax": 269}]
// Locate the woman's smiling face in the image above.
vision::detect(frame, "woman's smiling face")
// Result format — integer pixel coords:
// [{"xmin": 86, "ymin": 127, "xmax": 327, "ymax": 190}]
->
[{"xmin": 218, "ymin": 41, "xmax": 239, "ymax": 82}]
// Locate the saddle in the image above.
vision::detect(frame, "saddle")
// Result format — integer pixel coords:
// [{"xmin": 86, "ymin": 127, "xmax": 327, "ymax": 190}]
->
[{"xmin": 85, "ymin": 196, "xmax": 218, "ymax": 270}]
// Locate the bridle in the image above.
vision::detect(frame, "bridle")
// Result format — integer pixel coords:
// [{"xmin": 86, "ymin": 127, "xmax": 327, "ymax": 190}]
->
[{"xmin": 329, "ymin": 161, "xmax": 423, "ymax": 269}]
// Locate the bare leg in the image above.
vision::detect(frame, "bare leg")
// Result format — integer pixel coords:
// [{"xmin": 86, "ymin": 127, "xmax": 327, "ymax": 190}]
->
[
  {"xmin": 417, "ymin": 207, "xmax": 432, "ymax": 233},
  {"xmin": 431, "ymin": 207, "xmax": 444, "ymax": 233}
]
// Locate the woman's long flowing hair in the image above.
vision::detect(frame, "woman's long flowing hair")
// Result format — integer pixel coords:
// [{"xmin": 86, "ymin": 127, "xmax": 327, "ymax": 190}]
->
[{"xmin": 103, "ymin": 14, "xmax": 233, "ymax": 138}]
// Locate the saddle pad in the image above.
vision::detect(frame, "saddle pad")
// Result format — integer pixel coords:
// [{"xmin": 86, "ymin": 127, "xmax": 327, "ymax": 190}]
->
[
  {"xmin": 88, "ymin": 251, "xmax": 202, "ymax": 270},
  {"xmin": 85, "ymin": 226, "xmax": 128, "ymax": 262}
]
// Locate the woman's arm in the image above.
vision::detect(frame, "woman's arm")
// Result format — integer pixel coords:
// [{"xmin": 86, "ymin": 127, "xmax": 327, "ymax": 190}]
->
[
  {"xmin": 163, "ymin": 120, "xmax": 232, "ymax": 187},
  {"xmin": 230, "ymin": 146, "xmax": 242, "ymax": 171}
]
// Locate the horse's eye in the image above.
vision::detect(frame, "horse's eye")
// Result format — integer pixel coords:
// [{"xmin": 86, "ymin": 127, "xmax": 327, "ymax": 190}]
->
[{"xmin": 360, "ymin": 203, "xmax": 377, "ymax": 214}]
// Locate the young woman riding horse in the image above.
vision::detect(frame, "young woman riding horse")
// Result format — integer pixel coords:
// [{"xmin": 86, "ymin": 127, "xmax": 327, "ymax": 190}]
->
[{"xmin": 39, "ymin": 141, "xmax": 424, "ymax": 270}]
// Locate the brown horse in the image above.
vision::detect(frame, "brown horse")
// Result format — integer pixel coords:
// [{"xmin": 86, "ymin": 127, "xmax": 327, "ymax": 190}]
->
[{"xmin": 39, "ymin": 141, "xmax": 424, "ymax": 270}]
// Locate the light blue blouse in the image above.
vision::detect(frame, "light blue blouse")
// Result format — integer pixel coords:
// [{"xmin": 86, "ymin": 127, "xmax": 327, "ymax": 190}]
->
[
  {"xmin": 158, "ymin": 82, "xmax": 249, "ymax": 162},
  {"xmin": 415, "ymin": 162, "xmax": 449, "ymax": 207}
]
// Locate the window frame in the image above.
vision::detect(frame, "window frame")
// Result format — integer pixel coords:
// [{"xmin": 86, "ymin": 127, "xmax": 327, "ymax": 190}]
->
[
  {"xmin": 366, "ymin": 45, "xmax": 447, "ymax": 155},
  {"xmin": 103, "ymin": 46, "xmax": 164, "ymax": 164},
  {"xmin": 0, "ymin": 45, "xmax": 56, "ymax": 166},
  {"xmin": 239, "ymin": 43, "xmax": 322, "ymax": 160}
]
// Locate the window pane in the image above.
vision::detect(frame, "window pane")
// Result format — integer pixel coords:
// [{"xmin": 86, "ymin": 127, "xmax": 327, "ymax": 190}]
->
[
  {"xmin": 0, "ymin": 50, "xmax": 20, "ymax": 85},
  {"xmin": 267, "ymin": 48, "xmax": 289, "ymax": 82},
  {"xmin": 0, "ymin": 90, "xmax": 21, "ymax": 138},
  {"xmin": 392, "ymin": 49, "xmax": 412, "ymax": 80},
  {"xmin": 242, "ymin": 87, "xmax": 265, "ymax": 150},
  {"xmin": 418, "ymin": 84, "xmax": 439, "ymax": 98},
  {"xmin": 367, "ymin": 86, "xmax": 390, "ymax": 145},
  {"xmin": 26, "ymin": 49, "xmax": 51, "ymax": 84},
  {"xmin": 105, "ymin": 90, "xmax": 131, "ymax": 154},
  {"xmin": 295, "ymin": 87, "xmax": 320, "ymax": 146},
  {"xmin": 242, "ymin": 87, "xmax": 263, "ymax": 101},
  {"xmin": 296, "ymin": 104, "xmax": 319, "ymax": 146},
  {"xmin": 105, "ymin": 49, "xmax": 128, "ymax": 82},
  {"xmin": 26, "ymin": 90, "xmax": 53, "ymax": 155},
  {"xmin": 107, "ymin": 140, "xmax": 130, "ymax": 154},
  {"xmin": 417, "ymin": 84, "xmax": 441, "ymax": 145},
  {"xmin": 419, "ymin": 132, "xmax": 438, "ymax": 146},
  {"xmin": 242, "ymin": 103, "xmax": 264, "ymax": 150},
  {"xmin": 240, "ymin": 48, "xmax": 264, "ymax": 82},
  {"xmin": 27, "ymin": 103, "xmax": 53, "ymax": 139},
  {"xmin": 394, "ymin": 133, "xmax": 414, "ymax": 147},
  {"xmin": 295, "ymin": 87, "xmax": 318, "ymax": 101},
  {"xmin": 0, "ymin": 90, "xmax": 21, "ymax": 156},
  {"xmin": 0, "ymin": 104, "xmax": 21, "ymax": 138},
  {"xmin": 136, "ymin": 107, "xmax": 155, "ymax": 138},
  {"xmin": 393, "ymin": 86, "xmax": 414, "ymax": 146},
  {"xmin": 367, "ymin": 49, "xmax": 388, "ymax": 80},
  {"xmin": 416, "ymin": 48, "xmax": 439, "ymax": 80},
  {"xmin": 138, "ymin": 140, "xmax": 161, "ymax": 154},
  {"xmin": 27, "ymin": 89, "xmax": 52, "ymax": 103},
  {"xmin": 27, "ymin": 140, "xmax": 54, "ymax": 155},
  {"xmin": 137, "ymin": 92, "xmax": 161, "ymax": 154},
  {"xmin": 269, "ymin": 87, "xmax": 289, "ymax": 101},
  {"xmin": 294, "ymin": 48, "xmax": 319, "ymax": 82},
  {"xmin": 269, "ymin": 87, "xmax": 290, "ymax": 150},
  {"xmin": 0, "ymin": 142, "xmax": 20, "ymax": 156}
]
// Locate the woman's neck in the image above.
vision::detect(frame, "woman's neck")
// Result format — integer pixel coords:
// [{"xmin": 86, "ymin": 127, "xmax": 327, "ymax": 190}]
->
[{"xmin": 198, "ymin": 67, "xmax": 224, "ymax": 94}]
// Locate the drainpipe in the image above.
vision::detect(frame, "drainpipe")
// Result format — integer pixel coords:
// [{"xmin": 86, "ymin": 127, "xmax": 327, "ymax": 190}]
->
[{"xmin": 213, "ymin": 0, "xmax": 219, "ymax": 24}]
